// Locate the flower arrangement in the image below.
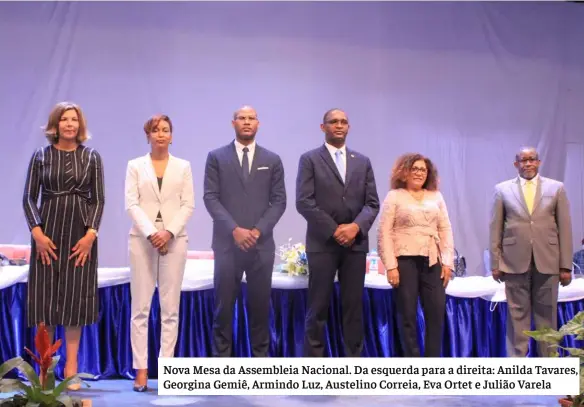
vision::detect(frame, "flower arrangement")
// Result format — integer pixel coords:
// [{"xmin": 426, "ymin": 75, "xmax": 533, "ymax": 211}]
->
[
  {"xmin": 0, "ymin": 322, "xmax": 93, "ymax": 406},
  {"xmin": 276, "ymin": 239, "xmax": 308, "ymax": 276}
]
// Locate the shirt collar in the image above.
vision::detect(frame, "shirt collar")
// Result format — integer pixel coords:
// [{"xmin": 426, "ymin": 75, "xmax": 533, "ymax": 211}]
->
[
  {"xmin": 234, "ymin": 139, "xmax": 256, "ymax": 153},
  {"xmin": 324, "ymin": 142, "xmax": 346, "ymax": 156},
  {"xmin": 519, "ymin": 173, "xmax": 539, "ymax": 186}
]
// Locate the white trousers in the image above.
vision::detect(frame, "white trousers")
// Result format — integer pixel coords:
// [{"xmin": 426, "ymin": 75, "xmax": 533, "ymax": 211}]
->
[{"xmin": 129, "ymin": 221, "xmax": 188, "ymax": 370}]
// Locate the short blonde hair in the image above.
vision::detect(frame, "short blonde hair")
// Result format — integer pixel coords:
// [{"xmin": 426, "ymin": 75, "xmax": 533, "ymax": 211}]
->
[{"xmin": 43, "ymin": 102, "xmax": 90, "ymax": 144}]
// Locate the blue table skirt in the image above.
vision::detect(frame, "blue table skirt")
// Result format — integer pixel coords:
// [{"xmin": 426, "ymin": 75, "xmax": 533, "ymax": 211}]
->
[{"xmin": 1, "ymin": 282, "xmax": 582, "ymax": 379}]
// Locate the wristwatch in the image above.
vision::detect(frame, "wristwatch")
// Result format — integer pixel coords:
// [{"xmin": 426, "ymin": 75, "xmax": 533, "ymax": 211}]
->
[{"xmin": 87, "ymin": 228, "xmax": 98, "ymax": 237}]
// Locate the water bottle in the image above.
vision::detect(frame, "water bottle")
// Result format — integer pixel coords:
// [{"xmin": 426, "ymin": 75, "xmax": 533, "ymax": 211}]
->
[{"xmin": 367, "ymin": 249, "xmax": 379, "ymax": 274}]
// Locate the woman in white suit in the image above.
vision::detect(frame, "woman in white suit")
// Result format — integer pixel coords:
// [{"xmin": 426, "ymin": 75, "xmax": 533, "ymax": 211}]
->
[{"xmin": 124, "ymin": 114, "xmax": 194, "ymax": 392}]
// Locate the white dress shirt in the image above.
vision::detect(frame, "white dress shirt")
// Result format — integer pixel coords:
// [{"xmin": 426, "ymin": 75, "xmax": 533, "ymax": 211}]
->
[
  {"xmin": 234, "ymin": 139, "xmax": 256, "ymax": 173},
  {"xmin": 324, "ymin": 142, "xmax": 346, "ymax": 179}
]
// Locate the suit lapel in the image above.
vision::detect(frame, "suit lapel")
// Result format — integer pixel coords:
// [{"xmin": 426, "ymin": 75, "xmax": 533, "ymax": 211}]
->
[
  {"xmin": 344, "ymin": 148, "xmax": 355, "ymax": 190},
  {"xmin": 248, "ymin": 145, "xmax": 260, "ymax": 183},
  {"xmin": 142, "ymin": 154, "xmax": 161, "ymax": 202},
  {"xmin": 159, "ymin": 154, "xmax": 176, "ymax": 200},
  {"xmin": 228, "ymin": 143, "xmax": 245, "ymax": 187},
  {"xmin": 531, "ymin": 176, "xmax": 544, "ymax": 214},
  {"xmin": 319, "ymin": 145, "xmax": 344, "ymax": 185},
  {"xmin": 511, "ymin": 177, "xmax": 529, "ymax": 216}
]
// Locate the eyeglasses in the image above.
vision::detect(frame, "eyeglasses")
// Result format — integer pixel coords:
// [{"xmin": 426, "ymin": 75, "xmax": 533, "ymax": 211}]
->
[
  {"xmin": 517, "ymin": 157, "xmax": 539, "ymax": 164},
  {"xmin": 410, "ymin": 167, "xmax": 427, "ymax": 174}
]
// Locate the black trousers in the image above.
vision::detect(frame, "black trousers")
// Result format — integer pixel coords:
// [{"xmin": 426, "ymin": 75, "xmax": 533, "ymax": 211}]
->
[
  {"xmin": 303, "ymin": 249, "xmax": 366, "ymax": 357},
  {"xmin": 212, "ymin": 248, "xmax": 275, "ymax": 357},
  {"xmin": 394, "ymin": 256, "xmax": 445, "ymax": 357}
]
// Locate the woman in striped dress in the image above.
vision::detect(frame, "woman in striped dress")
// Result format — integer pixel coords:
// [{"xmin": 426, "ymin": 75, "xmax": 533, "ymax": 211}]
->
[{"xmin": 22, "ymin": 101, "xmax": 105, "ymax": 389}]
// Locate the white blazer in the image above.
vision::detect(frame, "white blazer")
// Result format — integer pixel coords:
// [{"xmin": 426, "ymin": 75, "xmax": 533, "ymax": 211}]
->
[{"xmin": 125, "ymin": 153, "xmax": 195, "ymax": 238}]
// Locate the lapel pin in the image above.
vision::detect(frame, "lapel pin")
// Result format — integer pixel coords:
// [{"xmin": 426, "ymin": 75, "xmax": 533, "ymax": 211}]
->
[{"xmin": 351, "ymin": 154, "xmax": 355, "ymax": 158}]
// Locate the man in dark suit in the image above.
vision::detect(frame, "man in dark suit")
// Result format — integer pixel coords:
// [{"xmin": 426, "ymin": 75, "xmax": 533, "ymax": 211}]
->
[
  {"xmin": 203, "ymin": 105, "xmax": 286, "ymax": 357},
  {"xmin": 296, "ymin": 108, "xmax": 380, "ymax": 357}
]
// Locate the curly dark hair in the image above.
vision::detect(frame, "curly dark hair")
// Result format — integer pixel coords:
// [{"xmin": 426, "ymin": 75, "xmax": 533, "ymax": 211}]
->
[{"xmin": 390, "ymin": 153, "xmax": 439, "ymax": 191}]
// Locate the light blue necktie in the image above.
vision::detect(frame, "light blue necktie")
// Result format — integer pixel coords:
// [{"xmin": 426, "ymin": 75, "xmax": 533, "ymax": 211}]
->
[{"xmin": 335, "ymin": 150, "xmax": 345, "ymax": 183}]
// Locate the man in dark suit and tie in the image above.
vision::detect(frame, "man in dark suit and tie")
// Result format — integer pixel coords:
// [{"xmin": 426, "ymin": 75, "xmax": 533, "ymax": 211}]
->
[
  {"xmin": 203, "ymin": 105, "xmax": 286, "ymax": 357},
  {"xmin": 296, "ymin": 108, "xmax": 380, "ymax": 357}
]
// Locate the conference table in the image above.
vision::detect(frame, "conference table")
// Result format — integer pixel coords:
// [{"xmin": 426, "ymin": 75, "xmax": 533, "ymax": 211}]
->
[{"xmin": 1, "ymin": 261, "xmax": 583, "ymax": 380}]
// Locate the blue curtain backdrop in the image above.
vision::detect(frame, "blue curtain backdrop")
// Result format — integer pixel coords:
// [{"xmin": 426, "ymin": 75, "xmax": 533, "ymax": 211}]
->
[{"xmin": 1, "ymin": 283, "xmax": 583, "ymax": 380}]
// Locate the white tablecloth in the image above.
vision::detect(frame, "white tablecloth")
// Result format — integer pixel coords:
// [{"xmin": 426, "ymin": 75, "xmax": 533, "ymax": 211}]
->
[{"xmin": 1, "ymin": 261, "xmax": 584, "ymax": 303}]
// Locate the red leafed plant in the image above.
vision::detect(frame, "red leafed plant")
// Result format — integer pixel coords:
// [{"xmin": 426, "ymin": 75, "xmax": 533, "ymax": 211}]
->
[
  {"xmin": 24, "ymin": 322, "xmax": 62, "ymax": 389},
  {"xmin": 0, "ymin": 322, "xmax": 93, "ymax": 406}
]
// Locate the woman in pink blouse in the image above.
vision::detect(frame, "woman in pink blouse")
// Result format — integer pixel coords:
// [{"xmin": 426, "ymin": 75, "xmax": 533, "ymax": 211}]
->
[{"xmin": 377, "ymin": 153, "xmax": 454, "ymax": 357}]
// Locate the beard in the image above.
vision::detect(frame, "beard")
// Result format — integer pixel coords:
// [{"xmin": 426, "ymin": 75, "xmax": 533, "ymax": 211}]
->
[
  {"xmin": 326, "ymin": 132, "xmax": 346, "ymax": 145},
  {"xmin": 237, "ymin": 130, "xmax": 256, "ymax": 141}
]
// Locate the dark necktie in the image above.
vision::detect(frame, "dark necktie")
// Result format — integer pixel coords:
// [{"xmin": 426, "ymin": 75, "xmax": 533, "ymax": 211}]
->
[{"xmin": 242, "ymin": 147, "xmax": 249, "ymax": 182}]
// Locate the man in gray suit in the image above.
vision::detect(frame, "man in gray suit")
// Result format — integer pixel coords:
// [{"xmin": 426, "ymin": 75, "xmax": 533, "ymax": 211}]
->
[{"xmin": 489, "ymin": 146, "xmax": 573, "ymax": 357}]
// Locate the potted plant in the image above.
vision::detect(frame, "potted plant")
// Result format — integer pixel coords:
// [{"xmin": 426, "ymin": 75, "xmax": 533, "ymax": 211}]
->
[
  {"xmin": 524, "ymin": 310, "xmax": 584, "ymax": 407},
  {"xmin": 0, "ymin": 322, "xmax": 93, "ymax": 406}
]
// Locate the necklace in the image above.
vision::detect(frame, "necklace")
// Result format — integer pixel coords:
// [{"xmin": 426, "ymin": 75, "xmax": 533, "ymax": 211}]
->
[{"xmin": 407, "ymin": 189, "xmax": 425, "ymax": 202}]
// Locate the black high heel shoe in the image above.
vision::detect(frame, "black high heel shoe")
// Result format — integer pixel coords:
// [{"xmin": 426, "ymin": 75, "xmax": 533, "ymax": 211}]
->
[
  {"xmin": 133, "ymin": 383, "xmax": 148, "ymax": 393},
  {"xmin": 133, "ymin": 371, "xmax": 148, "ymax": 392}
]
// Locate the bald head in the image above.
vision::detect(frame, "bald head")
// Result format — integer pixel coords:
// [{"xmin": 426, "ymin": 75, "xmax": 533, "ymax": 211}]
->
[
  {"xmin": 233, "ymin": 105, "xmax": 258, "ymax": 120},
  {"xmin": 232, "ymin": 105, "xmax": 259, "ymax": 143}
]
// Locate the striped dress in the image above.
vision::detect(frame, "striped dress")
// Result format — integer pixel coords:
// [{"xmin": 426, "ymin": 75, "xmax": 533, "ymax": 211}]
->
[{"xmin": 22, "ymin": 144, "xmax": 105, "ymax": 327}]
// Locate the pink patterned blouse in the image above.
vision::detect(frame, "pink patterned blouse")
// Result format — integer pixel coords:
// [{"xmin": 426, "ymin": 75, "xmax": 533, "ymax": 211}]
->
[{"xmin": 377, "ymin": 188, "xmax": 454, "ymax": 271}]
